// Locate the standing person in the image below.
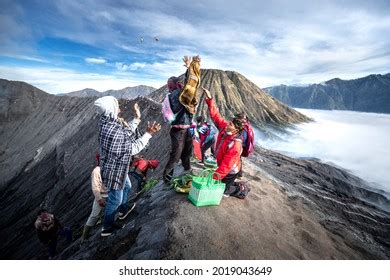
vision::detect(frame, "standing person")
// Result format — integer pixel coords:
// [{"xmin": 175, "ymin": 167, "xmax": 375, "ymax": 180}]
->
[
  {"xmin": 195, "ymin": 116, "xmax": 216, "ymax": 163},
  {"xmin": 202, "ymin": 87, "xmax": 246, "ymax": 196},
  {"xmin": 34, "ymin": 210, "xmax": 72, "ymax": 259},
  {"xmin": 81, "ymin": 154, "xmax": 135, "ymax": 241},
  {"xmin": 94, "ymin": 96, "xmax": 161, "ymax": 237},
  {"xmin": 163, "ymin": 56, "xmax": 196, "ymax": 183}
]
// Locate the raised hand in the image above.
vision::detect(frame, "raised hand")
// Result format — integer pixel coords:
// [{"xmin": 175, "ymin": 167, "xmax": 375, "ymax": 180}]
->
[
  {"xmin": 133, "ymin": 102, "xmax": 141, "ymax": 119},
  {"xmin": 146, "ymin": 121, "xmax": 162, "ymax": 135},
  {"xmin": 183, "ymin": 56, "xmax": 191, "ymax": 68},
  {"xmin": 202, "ymin": 87, "xmax": 212, "ymax": 99}
]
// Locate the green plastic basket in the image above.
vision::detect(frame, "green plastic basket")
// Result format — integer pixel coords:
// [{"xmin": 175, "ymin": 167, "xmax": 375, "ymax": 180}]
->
[{"xmin": 188, "ymin": 171, "xmax": 225, "ymax": 207}]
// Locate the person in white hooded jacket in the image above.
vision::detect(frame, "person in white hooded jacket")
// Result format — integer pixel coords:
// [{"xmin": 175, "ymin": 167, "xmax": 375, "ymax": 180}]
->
[{"xmin": 94, "ymin": 96, "xmax": 161, "ymax": 236}]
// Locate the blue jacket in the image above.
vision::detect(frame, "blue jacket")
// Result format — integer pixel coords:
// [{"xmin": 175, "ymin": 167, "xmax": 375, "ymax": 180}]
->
[{"xmin": 169, "ymin": 88, "xmax": 193, "ymax": 127}]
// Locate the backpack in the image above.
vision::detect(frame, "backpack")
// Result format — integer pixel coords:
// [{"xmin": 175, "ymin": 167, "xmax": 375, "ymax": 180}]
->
[
  {"xmin": 240, "ymin": 121, "xmax": 255, "ymax": 157},
  {"xmin": 162, "ymin": 94, "xmax": 176, "ymax": 123},
  {"xmin": 231, "ymin": 181, "xmax": 251, "ymax": 199}
]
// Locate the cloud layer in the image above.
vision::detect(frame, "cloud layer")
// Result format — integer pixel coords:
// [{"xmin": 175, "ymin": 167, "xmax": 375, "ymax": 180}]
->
[
  {"xmin": 1, "ymin": 0, "xmax": 389, "ymax": 93},
  {"xmin": 260, "ymin": 109, "xmax": 390, "ymax": 193}
]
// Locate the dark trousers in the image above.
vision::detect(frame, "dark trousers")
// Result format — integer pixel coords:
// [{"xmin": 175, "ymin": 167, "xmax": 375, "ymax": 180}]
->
[
  {"xmin": 164, "ymin": 127, "xmax": 193, "ymax": 177},
  {"xmin": 201, "ymin": 138, "xmax": 215, "ymax": 162},
  {"xmin": 47, "ymin": 228, "xmax": 72, "ymax": 258},
  {"xmin": 129, "ymin": 171, "xmax": 145, "ymax": 193},
  {"xmin": 222, "ymin": 173, "xmax": 239, "ymax": 195}
]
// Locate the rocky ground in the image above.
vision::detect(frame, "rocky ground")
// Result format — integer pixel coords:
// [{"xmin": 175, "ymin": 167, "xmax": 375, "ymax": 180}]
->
[{"xmin": 0, "ymin": 79, "xmax": 389, "ymax": 259}]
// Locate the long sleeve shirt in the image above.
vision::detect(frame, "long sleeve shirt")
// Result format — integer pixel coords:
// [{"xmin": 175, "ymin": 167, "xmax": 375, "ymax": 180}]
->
[
  {"xmin": 99, "ymin": 116, "xmax": 151, "ymax": 190},
  {"xmin": 205, "ymin": 98, "xmax": 242, "ymax": 180}
]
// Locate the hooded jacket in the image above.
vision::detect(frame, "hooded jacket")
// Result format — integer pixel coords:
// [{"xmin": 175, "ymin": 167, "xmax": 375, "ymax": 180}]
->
[
  {"xmin": 205, "ymin": 98, "xmax": 242, "ymax": 180},
  {"xmin": 94, "ymin": 96, "xmax": 151, "ymax": 190}
]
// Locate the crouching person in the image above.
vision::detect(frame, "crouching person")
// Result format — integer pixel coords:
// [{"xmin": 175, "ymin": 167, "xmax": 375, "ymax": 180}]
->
[
  {"xmin": 202, "ymin": 87, "xmax": 249, "ymax": 197},
  {"xmin": 34, "ymin": 210, "xmax": 72, "ymax": 259},
  {"xmin": 129, "ymin": 155, "xmax": 160, "ymax": 194}
]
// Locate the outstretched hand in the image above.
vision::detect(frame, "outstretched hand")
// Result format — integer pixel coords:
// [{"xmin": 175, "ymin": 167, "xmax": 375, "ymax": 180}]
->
[
  {"xmin": 133, "ymin": 103, "xmax": 141, "ymax": 119},
  {"xmin": 146, "ymin": 121, "xmax": 161, "ymax": 135},
  {"xmin": 202, "ymin": 87, "xmax": 212, "ymax": 99},
  {"xmin": 183, "ymin": 56, "xmax": 191, "ymax": 68}
]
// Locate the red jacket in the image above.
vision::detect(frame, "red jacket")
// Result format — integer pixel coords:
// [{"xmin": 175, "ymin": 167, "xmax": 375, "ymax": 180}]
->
[
  {"xmin": 206, "ymin": 98, "xmax": 242, "ymax": 180},
  {"xmin": 130, "ymin": 158, "xmax": 159, "ymax": 177}
]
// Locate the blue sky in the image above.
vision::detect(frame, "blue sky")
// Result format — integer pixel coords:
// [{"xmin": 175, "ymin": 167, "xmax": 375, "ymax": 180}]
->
[{"xmin": 1, "ymin": 0, "xmax": 390, "ymax": 94}]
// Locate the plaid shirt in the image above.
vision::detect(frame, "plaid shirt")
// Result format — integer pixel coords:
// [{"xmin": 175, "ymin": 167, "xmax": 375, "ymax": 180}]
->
[{"xmin": 98, "ymin": 116, "xmax": 151, "ymax": 190}]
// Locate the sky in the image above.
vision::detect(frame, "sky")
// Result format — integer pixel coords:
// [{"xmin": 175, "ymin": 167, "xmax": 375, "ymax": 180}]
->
[
  {"xmin": 0, "ymin": 0, "xmax": 390, "ymax": 94},
  {"xmin": 259, "ymin": 109, "xmax": 390, "ymax": 194}
]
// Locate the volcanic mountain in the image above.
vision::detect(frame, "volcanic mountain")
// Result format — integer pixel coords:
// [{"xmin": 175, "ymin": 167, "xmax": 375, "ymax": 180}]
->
[
  {"xmin": 149, "ymin": 69, "xmax": 311, "ymax": 131},
  {"xmin": 0, "ymin": 77, "xmax": 389, "ymax": 260}
]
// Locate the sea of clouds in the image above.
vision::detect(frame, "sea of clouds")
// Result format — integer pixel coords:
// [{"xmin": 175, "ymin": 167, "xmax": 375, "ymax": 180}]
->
[{"xmin": 258, "ymin": 109, "xmax": 390, "ymax": 193}]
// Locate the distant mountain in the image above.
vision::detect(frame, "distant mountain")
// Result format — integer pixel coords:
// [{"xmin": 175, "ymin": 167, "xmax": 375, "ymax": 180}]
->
[
  {"xmin": 63, "ymin": 85, "xmax": 156, "ymax": 99},
  {"xmin": 265, "ymin": 73, "xmax": 390, "ymax": 113},
  {"xmin": 149, "ymin": 69, "xmax": 311, "ymax": 130}
]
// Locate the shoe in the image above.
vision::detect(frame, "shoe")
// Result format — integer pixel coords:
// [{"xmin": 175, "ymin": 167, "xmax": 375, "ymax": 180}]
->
[
  {"xmin": 101, "ymin": 228, "xmax": 114, "ymax": 237},
  {"xmin": 118, "ymin": 202, "xmax": 136, "ymax": 220},
  {"xmin": 223, "ymin": 193, "xmax": 230, "ymax": 198},
  {"xmin": 182, "ymin": 169, "xmax": 194, "ymax": 176},
  {"xmin": 164, "ymin": 174, "xmax": 173, "ymax": 183},
  {"xmin": 113, "ymin": 222, "xmax": 125, "ymax": 229}
]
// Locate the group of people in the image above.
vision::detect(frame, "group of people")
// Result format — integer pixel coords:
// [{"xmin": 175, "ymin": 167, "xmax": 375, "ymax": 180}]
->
[{"xmin": 35, "ymin": 55, "xmax": 252, "ymax": 257}]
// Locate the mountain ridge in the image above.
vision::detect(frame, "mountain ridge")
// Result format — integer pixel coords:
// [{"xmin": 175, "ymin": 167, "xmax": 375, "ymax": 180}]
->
[
  {"xmin": 63, "ymin": 85, "xmax": 156, "ymax": 99},
  {"xmin": 265, "ymin": 73, "xmax": 390, "ymax": 113}
]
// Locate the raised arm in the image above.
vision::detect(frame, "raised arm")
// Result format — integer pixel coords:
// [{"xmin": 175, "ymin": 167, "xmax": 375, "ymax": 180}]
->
[
  {"xmin": 202, "ymin": 87, "xmax": 229, "ymax": 131},
  {"xmin": 127, "ymin": 121, "xmax": 161, "ymax": 155}
]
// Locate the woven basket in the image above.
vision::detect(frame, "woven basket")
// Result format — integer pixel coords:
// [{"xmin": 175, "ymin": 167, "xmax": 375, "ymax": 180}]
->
[{"xmin": 188, "ymin": 171, "xmax": 225, "ymax": 207}]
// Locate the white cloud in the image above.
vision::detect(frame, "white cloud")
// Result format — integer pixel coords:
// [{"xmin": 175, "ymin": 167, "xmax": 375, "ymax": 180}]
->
[
  {"xmin": 0, "ymin": 65, "xmax": 163, "ymax": 94},
  {"xmin": 85, "ymin": 57, "xmax": 107, "ymax": 64},
  {"xmin": 115, "ymin": 62, "xmax": 146, "ymax": 72},
  {"xmin": 2, "ymin": 0, "xmax": 390, "ymax": 88},
  {"xmin": 1, "ymin": 54, "xmax": 48, "ymax": 63},
  {"xmin": 260, "ymin": 109, "xmax": 390, "ymax": 193}
]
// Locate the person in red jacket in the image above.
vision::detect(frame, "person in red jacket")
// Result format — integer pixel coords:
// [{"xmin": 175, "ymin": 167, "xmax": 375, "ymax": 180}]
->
[
  {"xmin": 129, "ymin": 155, "xmax": 160, "ymax": 193},
  {"xmin": 202, "ymin": 87, "xmax": 246, "ymax": 195}
]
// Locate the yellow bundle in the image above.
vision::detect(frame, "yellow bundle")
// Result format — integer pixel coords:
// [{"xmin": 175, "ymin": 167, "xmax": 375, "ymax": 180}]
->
[{"xmin": 179, "ymin": 56, "xmax": 201, "ymax": 115}]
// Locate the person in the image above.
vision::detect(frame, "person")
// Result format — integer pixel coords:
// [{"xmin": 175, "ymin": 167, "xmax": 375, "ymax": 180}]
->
[
  {"xmin": 129, "ymin": 155, "xmax": 160, "ymax": 194},
  {"xmin": 163, "ymin": 57, "xmax": 196, "ymax": 183},
  {"xmin": 234, "ymin": 113, "xmax": 248, "ymax": 178},
  {"xmin": 81, "ymin": 154, "xmax": 135, "ymax": 241},
  {"xmin": 34, "ymin": 209, "xmax": 72, "ymax": 259},
  {"xmin": 94, "ymin": 96, "xmax": 161, "ymax": 237},
  {"xmin": 202, "ymin": 87, "xmax": 246, "ymax": 196},
  {"xmin": 195, "ymin": 116, "xmax": 216, "ymax": 163}
]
